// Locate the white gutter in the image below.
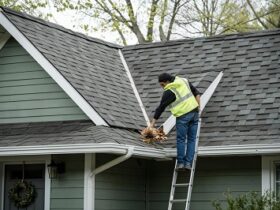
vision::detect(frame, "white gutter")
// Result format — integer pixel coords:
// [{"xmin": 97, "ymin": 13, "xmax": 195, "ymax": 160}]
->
[
  {"xmin": 164, "ymin": 143, "xmax": 280, "ymax": 157},
  {"xmin": 118, "ymin": 49, "xmax": 150, "ymax": 126},
  {"xmin": 162, "ymin": 71, "xmax": 224, "ymax": 134},
  {"xmin": 0, "ymin": 143, "xmax": 166, "ymax": 159},
  {"xmin": 0, "ymin": 10, "xmax": 108, "ymax": 126},
  {"xmin": 90, "ymin": 147, "xmax": 134, "ymax": 176},
  {"xmin": 1, "ymin": 142, "xmax": 280, "ymax": 158}
]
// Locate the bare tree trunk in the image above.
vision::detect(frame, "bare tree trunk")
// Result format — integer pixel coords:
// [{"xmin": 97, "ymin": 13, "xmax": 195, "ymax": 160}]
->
[
  {"xmin": 125, "ymin": 0, "xmax": 147, "ymax": 43},
  {"xmin": 147, "ymin": 0, "xmax": 160, "ymax": 41},
  {"xmin": 159, "ymin": 0, "xmax": 168, "ymax": 41}
]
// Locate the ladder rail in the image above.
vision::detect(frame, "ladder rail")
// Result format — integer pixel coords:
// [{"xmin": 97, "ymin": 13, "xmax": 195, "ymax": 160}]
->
[
  {"xmin": 185, "ymin": 118, "xmax": 202, "ymax": 210},
  {"xmin": 167, "ymin": 117, "xmax": 202, "ymax": 210},
  {"xmin": 168, "ymin": 160, "xmax": 179, "ymax": 210}
]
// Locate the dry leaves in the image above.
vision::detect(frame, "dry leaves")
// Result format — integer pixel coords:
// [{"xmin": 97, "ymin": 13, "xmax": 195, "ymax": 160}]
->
[{"xmin": 141, "ymin": 127, "xmax": 167, "ymax": 143}]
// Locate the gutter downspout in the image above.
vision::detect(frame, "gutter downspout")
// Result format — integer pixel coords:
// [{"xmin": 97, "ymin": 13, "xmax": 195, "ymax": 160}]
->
[{"xmin": 90, "ymin": 146, "xmax": 134, "ymax": 176}]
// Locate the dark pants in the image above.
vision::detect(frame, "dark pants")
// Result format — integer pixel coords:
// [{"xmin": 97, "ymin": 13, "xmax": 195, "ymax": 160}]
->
[{"xmin": 176, "ymin": 111, "xmax": 199, "ymax": 165}]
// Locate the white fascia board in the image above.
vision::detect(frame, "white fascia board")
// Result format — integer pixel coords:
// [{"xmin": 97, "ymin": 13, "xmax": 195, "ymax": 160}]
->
[
  {"xmin": 164, "ymin": 144, "xmax": 280, "ymax": 157},
  {"xmin": 118, "ymin": 50, "xmax": 150, "ymax": 126},
  {"xmin": 0, "ymin": 143, "xmax": 167, "ymax": 159},
  {"xmin": 0, "ymin": 11, "xmax": 108, "ymax": 126},
  {"xmin": 163, "ymin": 71, "xmax": 224, "ymax": 134},
  {"xmin": 1, "ymin": 143, "xmax": 280, "ymax": 159}
]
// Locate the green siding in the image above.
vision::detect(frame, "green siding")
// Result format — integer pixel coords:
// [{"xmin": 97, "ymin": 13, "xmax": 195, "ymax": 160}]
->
[
  {"xmin": 148, "ymin": 156, "xmax": 261, "ymax": 210},
  {"xmin": 50, "ymin": 154, "xmax": 84, "ymax": 210},
  {"xmin": 95, "ymin": 155, "xmax": 261, "ymax": 210},
  {"xmin": 0, "ymin": 38, "xmax": 89, "ymax": 123},
  {"xmin": 95, "ymin": 154, "xmax": 147, "ymax": 210}
]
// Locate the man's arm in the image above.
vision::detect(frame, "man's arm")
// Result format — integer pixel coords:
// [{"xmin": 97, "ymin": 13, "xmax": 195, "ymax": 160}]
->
[
  {"xmin": 189, "ymin": 82, "xmax": 201, "ymax": 108},
  {"xmin": 150, "ymin": 90, "xmax": 176, "ymax": 127}
]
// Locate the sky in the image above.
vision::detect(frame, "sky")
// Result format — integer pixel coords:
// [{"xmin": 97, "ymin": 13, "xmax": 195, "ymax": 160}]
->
[{"xmin": 43, "ymin": 1, "xmax": 139, "ymax": 45}]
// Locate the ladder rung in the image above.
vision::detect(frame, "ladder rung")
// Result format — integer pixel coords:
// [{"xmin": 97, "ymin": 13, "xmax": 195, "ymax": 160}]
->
[
  {"xmin": 170, "ymin": 199, "xmax": 187, "ymax": 203},
  {"xmin": 173, "ymin": 183, "xmax": 189, "ymax": 187}
]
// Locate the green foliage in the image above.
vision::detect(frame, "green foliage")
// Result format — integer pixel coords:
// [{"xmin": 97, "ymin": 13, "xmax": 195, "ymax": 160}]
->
[
  {"xmin": 264, "ymin": 0, "xmax": 280, "ymax": 28},
  {"xmin": 1, "ymin": 0, "xmax": 50, "ymax": 18},
  {"xmin": 221, "ymin": 1, "xmax": 262, "ymax": 34},
  {"xmin": 213, "ymin": 191, "xmax": 280, "ymax": 210}
]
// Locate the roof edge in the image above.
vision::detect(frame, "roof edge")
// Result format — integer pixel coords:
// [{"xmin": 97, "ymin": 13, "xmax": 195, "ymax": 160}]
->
[
  {"xmin": 0, "ymin": 143, "xmax": 167, "ymax": 159},
  {"xmin": 123, "ymin": 28, "xmax": 280, "ymax": 50},
  {"xmin": 1, "ymin": 142, "xmax": 280, "ymax": 158},
  {"xmin": 165, "ymin": 144, "xmax": 280, "ymax": 157},
  {"xmin": 0, "ymin": 6, "xmax": 121, "ymax": 49}
]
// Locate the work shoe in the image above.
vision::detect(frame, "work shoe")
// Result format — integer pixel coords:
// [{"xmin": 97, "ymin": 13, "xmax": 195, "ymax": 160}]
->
[
  {"xmin": 176, "ymin": 163, "xmax": 184, "ymax": 171},
  {"xmin": 184, "ymin": 163, "xmax": 192, "ymax": 170}
]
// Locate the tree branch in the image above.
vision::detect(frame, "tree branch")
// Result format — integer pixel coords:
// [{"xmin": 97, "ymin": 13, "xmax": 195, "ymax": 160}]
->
[
  {"xmin": 246, "ymin": 0, "xmax": 268, "ymax": 29},
  {"xmin": 219, "ymin": 8, "xmax": 280, "ymax": 34}
]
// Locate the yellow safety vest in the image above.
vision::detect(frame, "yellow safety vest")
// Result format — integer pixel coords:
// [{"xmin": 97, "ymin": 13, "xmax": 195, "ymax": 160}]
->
[{"xmin": 164, "ymin": 76, "xmax": 198, "ymax": 117}]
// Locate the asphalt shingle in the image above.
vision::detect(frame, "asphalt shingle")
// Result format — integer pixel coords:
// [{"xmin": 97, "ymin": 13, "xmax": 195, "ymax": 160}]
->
[
  {"xmin": 1, "ymin": 7, "xmax": 146, "ymax": 130},
  {"xmin": 0, "ymin": 120, "xmax": 162, "ymax": 148},
  {"xmin": 122, "ymin": 29, "xmax": 280, "ymax": 146},
  {"xmin": 1, "ymin": 7, "xmax": 280, "ymax": 148}
]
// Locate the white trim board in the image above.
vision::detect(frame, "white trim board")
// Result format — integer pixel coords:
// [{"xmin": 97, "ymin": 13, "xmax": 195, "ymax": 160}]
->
[
  {"xmin": 262, "ymin": 155, "xmax": 280, "ymax": 195},
  {"xmin": 84, "ymin": 153, "xmax": 95, "ymax": 210},
  {"xmin": 0, "ymin": 10, "xmax": 108, "ymax": 126},
  {"xmin": 119, "ymin": 50, "xmax": 150, "ymax": 126},
  {"xmin": 0, "ymin": 155, "xmax": 51, "ymax": 210},
  {"xmin": 2, "ymin": 143, "xmax": 280, "ymax": 159},
  {"xmin": 162, "ymin": 71, "xmax": 224, "ymax": 134}
]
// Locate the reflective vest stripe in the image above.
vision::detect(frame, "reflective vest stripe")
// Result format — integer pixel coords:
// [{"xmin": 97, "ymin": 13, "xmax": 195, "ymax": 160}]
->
[
  {"xmin": 164, "ymin": 76, "xmax": 198, "ymax": 117},
  {"xmin": 169, "ymin": 91, "xmax": 193, "ymax": 108},
  {"xmin": 169, "ymin": 78, "xmax": 193, "ymax": 108}
]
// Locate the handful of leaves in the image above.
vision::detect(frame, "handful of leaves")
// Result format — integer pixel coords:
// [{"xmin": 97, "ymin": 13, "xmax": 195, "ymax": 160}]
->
[{"xmin": 141, "ymin": 127, "xmax": 167, "ymax": 143}]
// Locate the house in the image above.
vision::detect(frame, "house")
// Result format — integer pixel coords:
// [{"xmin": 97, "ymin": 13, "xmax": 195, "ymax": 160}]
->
[{"xmin": 0, "ymin": 6, "xmax": 279, "ymax": 210}]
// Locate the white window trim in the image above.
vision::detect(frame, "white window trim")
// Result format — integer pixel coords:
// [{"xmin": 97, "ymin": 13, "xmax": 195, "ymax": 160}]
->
[
  {"xmin": 0, "ymin": 10, "xmax": 108, "ymax": 126},
  {"xmin": 0, "ymin": 155, "xmax": 51, "ymax": 210},
  {"xmin": 262, "ymin": 155, "xmax": 280, "ymax": 195}
]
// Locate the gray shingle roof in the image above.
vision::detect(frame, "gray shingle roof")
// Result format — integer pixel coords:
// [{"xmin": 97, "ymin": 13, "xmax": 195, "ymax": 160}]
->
[
  {"xmin": 1, "ymin": 7, "xmax": 280, "ymax": 149},
  {"xmin": 0, "ymin": 120, "xmax": 161, "ymax": 148},
  {"xmin": 1, "ymin": 7, "xmax": 146, "ymax": 130},
  {"xmin": 123, "ymin": 29, "xmax": 280, "ymax": 146}
]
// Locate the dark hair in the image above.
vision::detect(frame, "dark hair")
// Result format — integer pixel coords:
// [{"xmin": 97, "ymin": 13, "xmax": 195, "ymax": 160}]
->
[{"xmin": 158, "ymin": 73, "xmax": 175, "ymax": 83}]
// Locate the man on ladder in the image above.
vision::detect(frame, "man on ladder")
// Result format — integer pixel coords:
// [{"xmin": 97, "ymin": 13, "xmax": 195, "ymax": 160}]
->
[{"xmin": 149, "ymin": 73, "xmax": 201, "ymax": 170}]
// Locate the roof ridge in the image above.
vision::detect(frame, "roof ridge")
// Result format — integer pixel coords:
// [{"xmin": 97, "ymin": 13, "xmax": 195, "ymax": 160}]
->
[
  {"xmin": 0, "ymin": 6, "xmax": 121, "ymax": 49},
  {"xmin": 123, "ymin": 28, "xmax": 280, "ymax": 50}
]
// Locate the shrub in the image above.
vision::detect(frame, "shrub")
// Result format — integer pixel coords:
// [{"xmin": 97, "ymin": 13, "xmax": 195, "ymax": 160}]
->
[{"xmin": 212, "ymin": 191, "xmax": 280, "ymax": 210}]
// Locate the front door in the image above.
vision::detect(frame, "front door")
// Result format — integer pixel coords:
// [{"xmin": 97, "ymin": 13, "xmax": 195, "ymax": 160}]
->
[{"xmin": 4, "ymin": 164, "xmax": 45, "ymax": 210}]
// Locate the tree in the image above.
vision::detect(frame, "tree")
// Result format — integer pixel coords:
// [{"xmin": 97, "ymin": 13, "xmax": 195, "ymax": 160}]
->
[
  {"xmin": 0, "ymin": 0, "xmax": 50, "ymax": 18},
  {"xmin": 247, "ymin": 0, "xmax": 280, "ymax": 29},
  {"xmin": 53, "ymin": 0, "xmax": 189, "ymax": 45},
  {"xmin": 175, "ymin": 0, "xmax": 262, "ymax": 37}
]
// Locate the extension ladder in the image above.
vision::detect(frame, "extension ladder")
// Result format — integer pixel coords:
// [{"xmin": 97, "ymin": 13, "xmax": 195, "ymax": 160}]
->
[{"xmin": 168, "ymin": 117, "xmax": 202, "ymax": 210}]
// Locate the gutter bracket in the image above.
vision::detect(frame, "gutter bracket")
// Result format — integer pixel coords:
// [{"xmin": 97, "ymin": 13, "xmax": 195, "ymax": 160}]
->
[{"xmin": 90, "ymin": 147, "xmax": 134, "ymax": 176}]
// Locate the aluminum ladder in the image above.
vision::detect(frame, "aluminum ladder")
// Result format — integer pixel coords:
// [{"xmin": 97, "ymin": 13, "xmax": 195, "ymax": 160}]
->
[{"xmin": 168, "ymin": 117, "xmax": 202, "ymax": 210}]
